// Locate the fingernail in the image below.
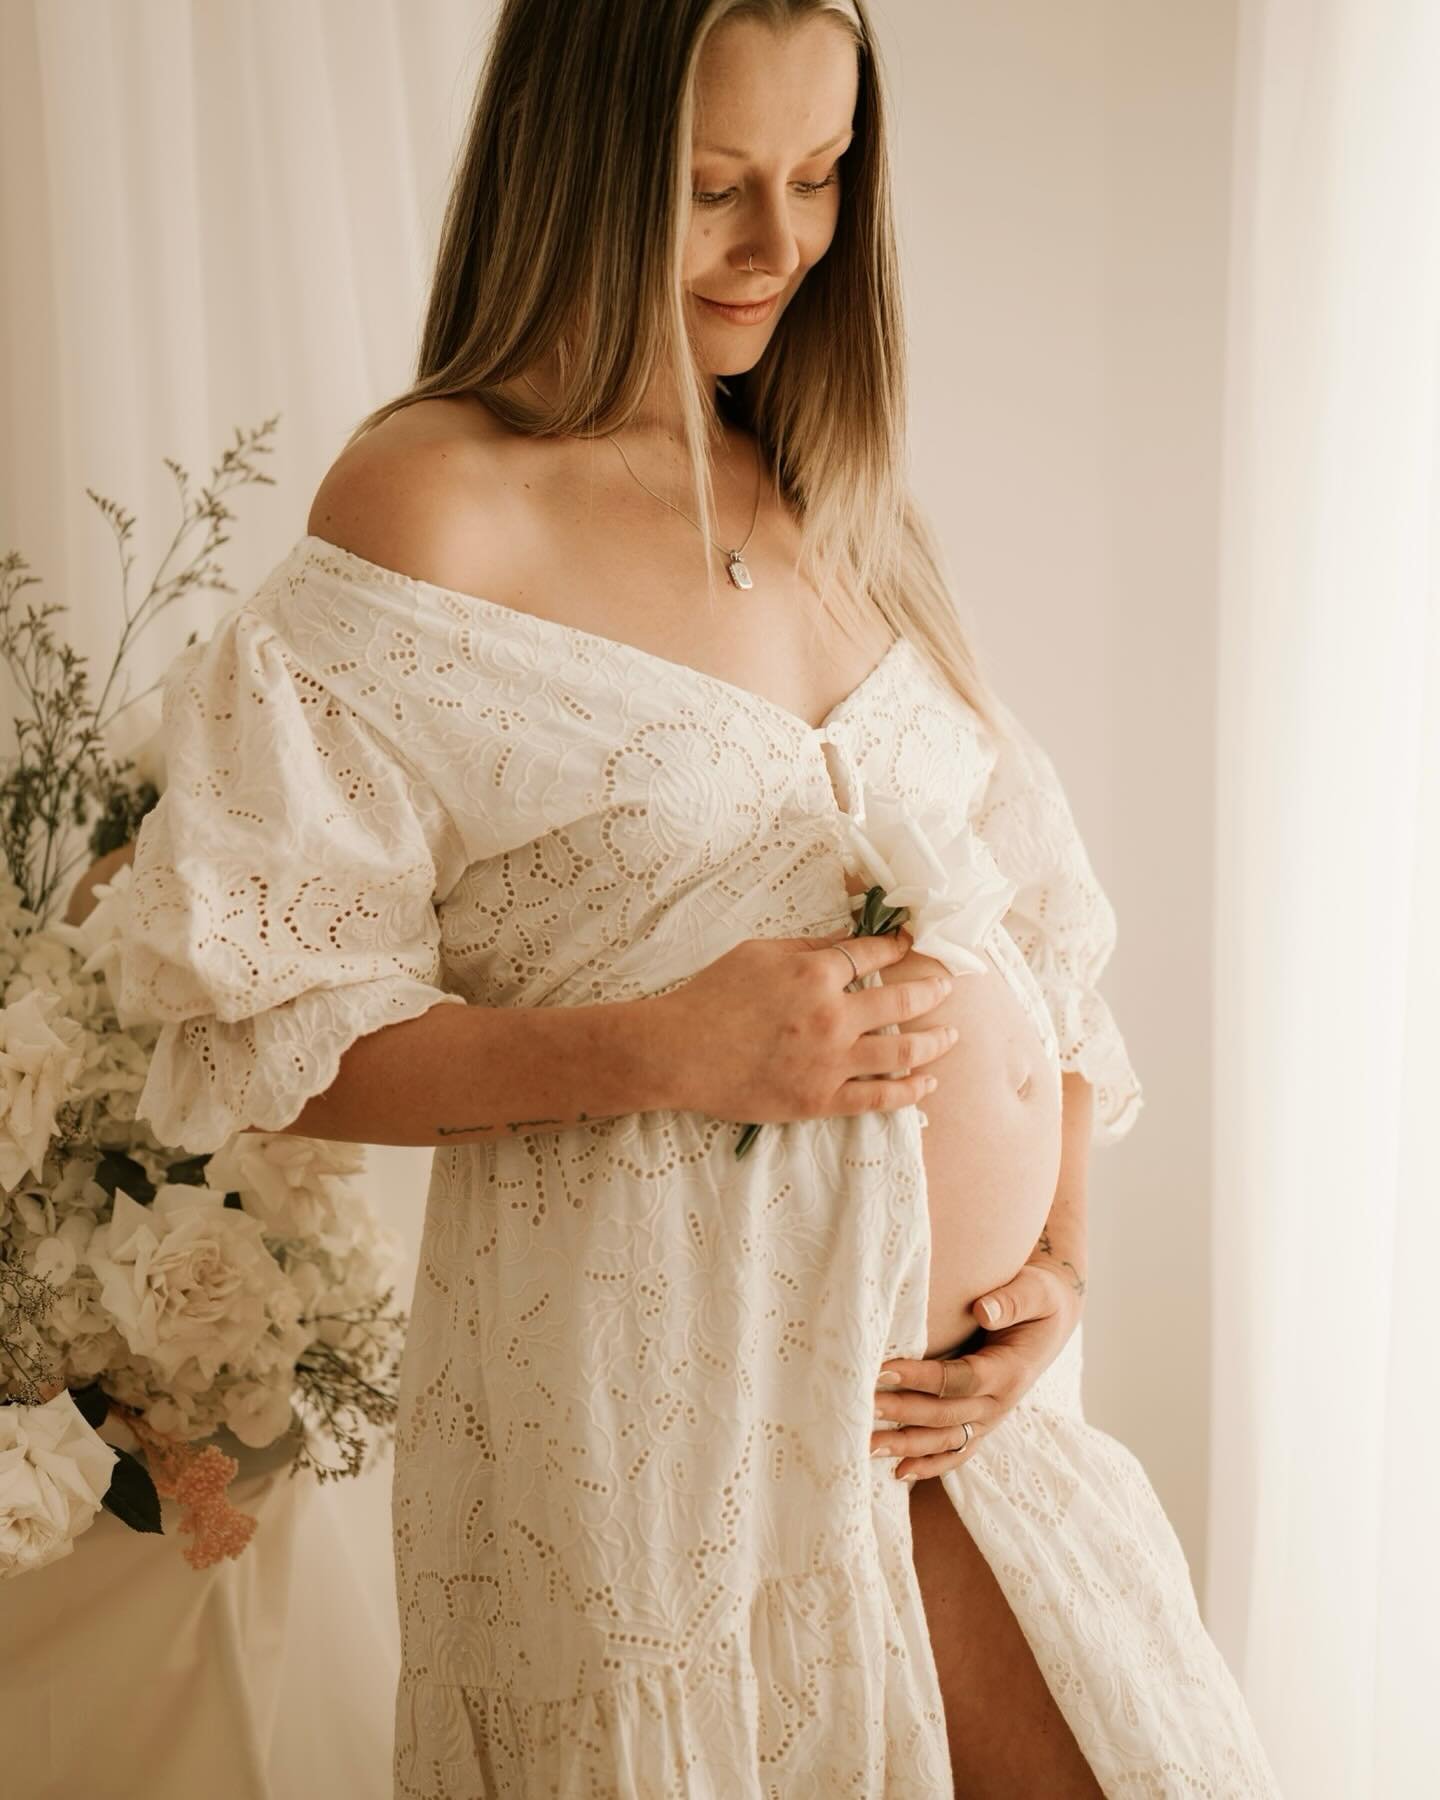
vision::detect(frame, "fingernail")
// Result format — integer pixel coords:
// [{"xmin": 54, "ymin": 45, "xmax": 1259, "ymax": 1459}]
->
[
  {"xmin": 979, "ymin": 1299, "xmax": 1001, "ymax": 1325},
  {"xmin": 875, "ymin": 1371, "xmax": 902, "ymax": 1389}
]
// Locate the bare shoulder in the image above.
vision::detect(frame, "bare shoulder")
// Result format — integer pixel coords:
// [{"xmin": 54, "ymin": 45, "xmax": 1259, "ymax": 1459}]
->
[{"xmin": 306, "ymin": 394, "xmax": 551, "ymax": 594}]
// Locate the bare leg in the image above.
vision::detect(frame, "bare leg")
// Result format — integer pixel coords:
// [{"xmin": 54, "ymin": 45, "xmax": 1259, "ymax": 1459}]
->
[{"xmin": 908, "ymin": 1475, "xmax": 1104, "ymax": 1799}]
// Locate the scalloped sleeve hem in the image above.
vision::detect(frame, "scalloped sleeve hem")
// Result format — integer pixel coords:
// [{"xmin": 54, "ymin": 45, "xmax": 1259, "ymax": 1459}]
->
[
  {"xmin": 1045, "ymin": 979, "xmax": 1144, "ymax": 1147},
  {"xmin": 134, "ymin": 975, "xmax": 468, "ymax": 1156}
]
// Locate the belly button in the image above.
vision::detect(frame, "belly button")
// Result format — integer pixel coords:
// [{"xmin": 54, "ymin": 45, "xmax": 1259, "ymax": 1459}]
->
[{"xmin": 1015, "ymin": 1073, "xmax": 1033, "ymax": 1099}]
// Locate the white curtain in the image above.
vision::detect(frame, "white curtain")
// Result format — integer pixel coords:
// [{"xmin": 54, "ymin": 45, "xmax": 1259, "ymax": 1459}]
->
[
  {"xmin": 1208, "ymin": 2, "xmax": 1440, "ymax": 1795},
  {"xmin": 0, "ymin": 5, "xmax": 489, "ymax": 1795}
]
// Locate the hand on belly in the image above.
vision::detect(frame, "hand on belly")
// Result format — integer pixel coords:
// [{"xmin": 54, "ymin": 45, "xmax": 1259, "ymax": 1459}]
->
[{"xmin": 867, "ymin": 937, "xmax": 1063, "ymax": 1357}]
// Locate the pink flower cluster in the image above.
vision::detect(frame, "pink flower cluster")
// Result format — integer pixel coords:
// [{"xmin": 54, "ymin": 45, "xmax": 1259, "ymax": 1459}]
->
[{"xmin": 119, "ymin": 1408, "xmax": 258, "ymax": 1570}]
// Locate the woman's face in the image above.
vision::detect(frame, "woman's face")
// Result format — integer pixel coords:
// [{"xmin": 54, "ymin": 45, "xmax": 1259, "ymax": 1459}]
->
[{"xmin": 685, "ymin": 15, "xmax": 859, "ymax": 375}]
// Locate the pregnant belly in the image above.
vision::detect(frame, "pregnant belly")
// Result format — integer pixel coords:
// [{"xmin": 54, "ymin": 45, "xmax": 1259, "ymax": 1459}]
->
[{"xmin": 867, "ymin": 932, "xmax": 1063, "ymax": 1358}]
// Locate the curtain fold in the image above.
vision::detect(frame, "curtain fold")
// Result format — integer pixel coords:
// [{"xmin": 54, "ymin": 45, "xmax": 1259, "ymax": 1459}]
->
[
  {"xmin": 1209, "ymin": 3, "xmax": 1440, "ymax": 1793},
  {"xmin": 0, "ymin": 5, "xmax": 485, "ymax": 1794}
]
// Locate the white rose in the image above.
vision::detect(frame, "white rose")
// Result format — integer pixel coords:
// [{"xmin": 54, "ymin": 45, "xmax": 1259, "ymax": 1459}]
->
[
  {"xmin": 204, "ymin": 1133, "xmax": 367, "ymax": 1256},
  {"xmin": 840, "ymin": 786, "xmax": 1019, "ymax": 978},
  {"xmin": 85, "ymin": 1186, "xmax": 299, "ymax": 1386},
  {"xmin": 0, "ymin": 1390, "xmax": 118, "ymax": 1579},
  {"xmin": 0, "ymin": 989, "xmax": 87, "ymax": 1191}
]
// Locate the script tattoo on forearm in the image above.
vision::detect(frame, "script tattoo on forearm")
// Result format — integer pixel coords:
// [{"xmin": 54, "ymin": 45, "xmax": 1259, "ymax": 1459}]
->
[
  {"xmin": 435, "ymin": 1111, "xmax": 619, "ymax": 1138},
  {"xmin": 1033, "ymin": 1227, "xmax": 1087, "ymax": 1297}
]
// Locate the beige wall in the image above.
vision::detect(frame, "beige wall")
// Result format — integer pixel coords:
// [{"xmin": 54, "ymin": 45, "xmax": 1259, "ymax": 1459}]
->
[{"xmin": 877, "ymin": 0, "xmax": 1239, "ymax": 1596}]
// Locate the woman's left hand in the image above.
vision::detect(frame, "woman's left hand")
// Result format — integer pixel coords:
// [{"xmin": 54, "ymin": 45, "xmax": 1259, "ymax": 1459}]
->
[{"xmin": 869, "ymin": 1260, "xmax": 1085, "ymax": 1481}]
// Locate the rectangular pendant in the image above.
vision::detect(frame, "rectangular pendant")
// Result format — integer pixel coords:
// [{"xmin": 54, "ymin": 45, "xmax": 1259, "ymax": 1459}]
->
[{"xmin": 726, "ymin": 555, "xmax": 753, "ymax": 590}]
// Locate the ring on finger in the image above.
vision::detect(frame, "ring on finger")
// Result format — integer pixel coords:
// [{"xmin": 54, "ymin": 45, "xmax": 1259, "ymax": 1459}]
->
[
  {"xmin": 833, "ymin": 942, "xmax": 861, "ymax": 985},
  {"xmin": 957, "ymin": 1421, "xmax": 974, "ymax": 1452}
]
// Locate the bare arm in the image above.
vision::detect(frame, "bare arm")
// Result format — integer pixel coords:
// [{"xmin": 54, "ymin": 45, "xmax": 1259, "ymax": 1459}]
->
[
  {"xmin": 265, "ymin": 992, "xmax": 679, "ymax": 1148},
  {"xmin": 63, "ymin": 842, "xmax": 136, "ymax": 925},
  {"xmin": 1028, "ymin": 1070, "xmax": 1093, "ymax": 1295}
]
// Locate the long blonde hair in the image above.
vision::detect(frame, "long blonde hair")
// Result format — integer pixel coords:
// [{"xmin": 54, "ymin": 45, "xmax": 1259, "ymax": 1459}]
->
[{"xmin": 349, "ymin": 0, "xmax": 1013, "ymax": 745}]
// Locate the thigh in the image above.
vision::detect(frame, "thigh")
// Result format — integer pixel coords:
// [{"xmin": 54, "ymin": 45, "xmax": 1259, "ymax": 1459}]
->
[{"xmin": 907, "ymin": 1475, "xmax": 1104, "ymax": 1800}]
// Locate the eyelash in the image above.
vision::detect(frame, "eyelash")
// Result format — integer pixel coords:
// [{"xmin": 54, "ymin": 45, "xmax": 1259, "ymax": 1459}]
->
[{"xmin": 691, "ymin": 172, "xmax": 840, "ymax": 208}]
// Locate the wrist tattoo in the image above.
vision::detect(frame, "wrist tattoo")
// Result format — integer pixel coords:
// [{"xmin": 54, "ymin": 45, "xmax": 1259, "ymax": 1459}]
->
[
  {"xmin": 436, "ymin": 1110, "xmax": 617, "ymax": 1139},
  {"xmin": 1033, "ymin": 1229, "xmax": 1087, "ymax": 1297}
]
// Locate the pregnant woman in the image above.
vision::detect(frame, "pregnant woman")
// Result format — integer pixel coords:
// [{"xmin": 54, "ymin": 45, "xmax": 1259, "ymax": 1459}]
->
[{"xmin": 116, "ymin": 2, "xmax": 1281, "ymax": 1793}]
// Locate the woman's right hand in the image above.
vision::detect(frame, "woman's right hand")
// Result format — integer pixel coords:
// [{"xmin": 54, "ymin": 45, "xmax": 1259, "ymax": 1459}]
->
[{"xmin": 655, "ymin": 926, "xmax": 958, "ymax": 1124}]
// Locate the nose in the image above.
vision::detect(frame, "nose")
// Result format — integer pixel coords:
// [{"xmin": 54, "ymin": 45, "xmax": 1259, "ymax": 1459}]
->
[{"xmin": 735, "ymin": 192, "xmax": 804, "ymax": 283}]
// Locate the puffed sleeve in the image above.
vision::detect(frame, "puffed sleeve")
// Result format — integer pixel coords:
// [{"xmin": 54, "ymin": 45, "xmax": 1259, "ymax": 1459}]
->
[
  {"xmin": 114, "ymin": 605, "xmax": 469, "ymax": 1155},
  {"xmin": 971, "ymin": 699, "xmax": 1144, "ymax": 1146}
]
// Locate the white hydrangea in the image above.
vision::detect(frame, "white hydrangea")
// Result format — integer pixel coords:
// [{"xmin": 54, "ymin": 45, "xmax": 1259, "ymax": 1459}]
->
[
  {"xmin": 204, "ymin": 1133, "xmax": 369, "ymax": 1257},
  {"xmin": 0, "ymin": 988, "xmax": 88, "ymax": 1191},
  {"xmin": 221, "ymin": 1376, "xmax": 296, "ymax": 1450},
  {"xmin": 0, "ymin": 871, "xmax": 401, "ymax": 1488}
]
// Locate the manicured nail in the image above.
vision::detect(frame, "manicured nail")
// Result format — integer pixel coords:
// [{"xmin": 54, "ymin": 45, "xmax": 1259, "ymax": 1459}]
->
[
  {"xmin": 875, "ymin": 1371, "xmax": 902, "ymax": 1389},
  {"xmin": 979, "ymin": 1299, "xmax": 1001, "ymax": 1325}
]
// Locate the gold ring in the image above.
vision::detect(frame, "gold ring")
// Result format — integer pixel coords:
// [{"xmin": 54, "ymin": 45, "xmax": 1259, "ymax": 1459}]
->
[{"xmin": 834, "ymin": 943, "xmax": 861, "ymax": 985}]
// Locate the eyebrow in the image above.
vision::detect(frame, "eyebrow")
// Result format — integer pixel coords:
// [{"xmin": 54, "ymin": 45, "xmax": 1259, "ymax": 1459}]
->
[{"xmin": 696, "ymin": 128, "xmax": 854, "ymax": 160}]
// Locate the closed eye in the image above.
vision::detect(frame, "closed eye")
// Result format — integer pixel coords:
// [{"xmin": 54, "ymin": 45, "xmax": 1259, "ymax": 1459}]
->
[{"xmin": 692, "ymin": 172, "xmax": 840, "ymax": 208}]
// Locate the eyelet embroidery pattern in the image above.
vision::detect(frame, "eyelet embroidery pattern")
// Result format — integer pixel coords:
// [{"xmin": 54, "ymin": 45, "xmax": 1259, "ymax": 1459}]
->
[{"xmin": 115, "ymin": 538, "xmax": 1276, "ymax": 1797}]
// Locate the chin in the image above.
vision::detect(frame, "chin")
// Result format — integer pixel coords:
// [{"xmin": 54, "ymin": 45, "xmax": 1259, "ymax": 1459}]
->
[
  {"xmin": 700, "ymin": 332, "xmax": 777, "ymax": 380},
  {"xmin": 710, "ymin": 356, "xmax": 762, "ymax": 379}
]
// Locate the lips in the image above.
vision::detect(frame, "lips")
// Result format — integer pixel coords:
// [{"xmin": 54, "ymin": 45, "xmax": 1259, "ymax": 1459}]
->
[{"xmin": 695, "ymin": 292, "xmax": 781, "ymax": 323}]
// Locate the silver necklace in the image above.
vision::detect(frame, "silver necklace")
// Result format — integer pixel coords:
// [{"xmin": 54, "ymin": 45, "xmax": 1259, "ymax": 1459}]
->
[{"xmin": 519, "ymin": 372, "xmax": 762, "ymax": 591}]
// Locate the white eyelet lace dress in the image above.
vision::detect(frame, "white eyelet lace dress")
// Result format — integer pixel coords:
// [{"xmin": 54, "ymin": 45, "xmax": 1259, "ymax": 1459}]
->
[{"xmin": 115, "ymin": 536, "xmax": 1282, "ymax": 1798}]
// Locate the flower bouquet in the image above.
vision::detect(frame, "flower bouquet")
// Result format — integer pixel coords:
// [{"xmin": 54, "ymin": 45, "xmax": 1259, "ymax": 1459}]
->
[
  {"xmin": 733, "ymin": 780, "xmax": 1020, "ymax": 1158},
  {"xmin": 0, "ymin": 425, "xmax": 409, "ymax": 1580}
]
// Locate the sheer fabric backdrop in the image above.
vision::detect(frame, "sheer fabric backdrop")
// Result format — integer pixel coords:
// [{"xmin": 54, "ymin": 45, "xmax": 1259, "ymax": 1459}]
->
[
  {"xmin": 1209, "ymin": 2, "xmax": 1440, "ymax": 1795},
  {"xmin": 0, "ymin": 4, "xmax": 487, "ymax": 1795},
  {"xmin": 2, "ymin": 2, "xmax": 1435, "ymax": 1796}
]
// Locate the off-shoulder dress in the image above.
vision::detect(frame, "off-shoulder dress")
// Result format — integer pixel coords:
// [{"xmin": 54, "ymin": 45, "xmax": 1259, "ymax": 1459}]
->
[{"xmin": 116, "ymin": 536, "xmax": 1281, "ymax": 1797}]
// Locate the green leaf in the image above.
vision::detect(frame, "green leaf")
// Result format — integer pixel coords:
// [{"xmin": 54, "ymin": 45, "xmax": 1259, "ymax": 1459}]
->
[
  {"xmin": 92, "ymin": 1151, "xmax": 156, "ymax": 1207},
  {"xmin": 733, "ymin": 1122, "xmax": 762, "ymax": 1159},
  {"xmin": 101, "ymin": 1445, "xmax": 164, "ymax": 1535},
  {"xmin": 69, "ymin": 1384, "xmax": 110, "ymax": 1430},
  {"xmin": 164, "ymin": 1154, "xmax": 212, "ymax": 1187}
]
